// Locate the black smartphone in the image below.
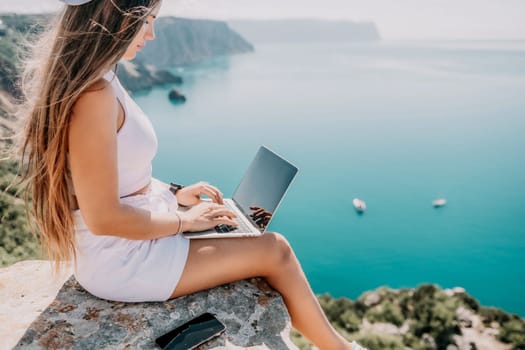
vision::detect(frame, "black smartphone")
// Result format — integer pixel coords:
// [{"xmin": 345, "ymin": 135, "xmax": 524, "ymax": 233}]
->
[{"xmin": 155, "ymin": 313, "xmax": 226, "ymax": 350}]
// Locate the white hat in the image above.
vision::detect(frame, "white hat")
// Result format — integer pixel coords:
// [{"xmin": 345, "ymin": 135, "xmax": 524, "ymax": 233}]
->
[{"xmin": 60, "ymin": 0, "xmax": 94, "ymax": 5}]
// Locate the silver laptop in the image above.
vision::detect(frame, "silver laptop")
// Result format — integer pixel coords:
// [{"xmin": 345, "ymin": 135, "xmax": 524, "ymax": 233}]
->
[{"xmin": 183, "ymin": 146, "xmax": 298, "ymax": 239}]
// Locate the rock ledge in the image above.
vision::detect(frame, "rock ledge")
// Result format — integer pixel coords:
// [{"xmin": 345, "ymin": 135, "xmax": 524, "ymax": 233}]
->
[{"xmin": 1, "ymin": 260, "xmax": 297, "ymax": 350}]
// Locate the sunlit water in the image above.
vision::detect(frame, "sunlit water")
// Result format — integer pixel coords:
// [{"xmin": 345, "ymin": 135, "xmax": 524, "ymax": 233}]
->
[{"xmin": 134, "ymin": 40, "xmax": 525, "ymax": 316}]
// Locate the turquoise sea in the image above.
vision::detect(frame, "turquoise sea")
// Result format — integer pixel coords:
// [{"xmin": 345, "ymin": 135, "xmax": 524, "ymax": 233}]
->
[{"xmin": 134, "ymin": 41, "xmax": 525, "ymax": 316}]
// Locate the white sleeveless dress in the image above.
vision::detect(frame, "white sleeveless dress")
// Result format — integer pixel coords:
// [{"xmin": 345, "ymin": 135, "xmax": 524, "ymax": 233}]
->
[{"xmin": 72, "ymin": 69, "xmax": 190, "ymax": 302}]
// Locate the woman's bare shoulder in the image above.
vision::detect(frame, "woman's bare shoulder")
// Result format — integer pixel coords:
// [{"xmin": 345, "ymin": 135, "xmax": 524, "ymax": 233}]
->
[{"xmin": 70, "ymin": 78, "xmax": 118, "ymax": 127}]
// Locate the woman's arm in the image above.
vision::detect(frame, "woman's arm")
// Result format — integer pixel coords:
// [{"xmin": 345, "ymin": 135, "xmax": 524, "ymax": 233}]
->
[
  {"xmin": 156, "ymin": 179, "xmax": 224, "ymax": 207},
  {"xmin": 68, "ymin": 81, "xmax": 236, "ymax": 240}
]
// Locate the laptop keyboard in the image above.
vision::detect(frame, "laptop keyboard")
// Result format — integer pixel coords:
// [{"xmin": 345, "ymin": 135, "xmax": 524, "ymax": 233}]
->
[
  {"xmin": 214, "ymin": 202, "xmax": 254, "ymax": 234},
  {"xmin": 215, "ymin": 224, "xmax": 237, "ymax": 233}
]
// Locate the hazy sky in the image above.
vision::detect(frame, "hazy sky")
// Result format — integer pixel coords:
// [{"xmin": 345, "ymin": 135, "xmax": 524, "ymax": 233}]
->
[{"xmin": 1, "ymin": 0, "xmax": 524, "ymax": 40}]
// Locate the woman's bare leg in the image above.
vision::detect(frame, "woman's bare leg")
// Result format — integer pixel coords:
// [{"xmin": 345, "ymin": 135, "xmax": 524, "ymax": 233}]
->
[{"xmin": 170, "ymin": 232, "xmax": 352, "ymax": 350}]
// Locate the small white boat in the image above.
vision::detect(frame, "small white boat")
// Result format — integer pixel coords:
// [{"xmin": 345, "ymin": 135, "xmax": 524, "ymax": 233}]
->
[
  {"xmin": 432, "ymin": 198, "xmax": 447, "ymax": 207},
  {"xmin": 353, "ymin": 198, "xmax": 366, "ymax": 213}
]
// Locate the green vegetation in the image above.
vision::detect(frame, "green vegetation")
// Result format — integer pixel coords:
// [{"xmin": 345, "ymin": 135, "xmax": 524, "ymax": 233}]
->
[
  {"xmin": 1, "ymin": 15, "xmax": 44, "ymax": 96},
  {"xmin": 292, "ymin": 285, "xmax": 525, "ymax": 350},
  {"xmin": 499, "ymin": 319, "xmax": 525, "ymax": 348},
  {"xmin": 0, "ymin": 9, "xmax": 42, "ymax": 261},
  {"xmin": 0, "ymin": 28, "xmax": 20, "ymax": 97},
  {"xmin": 290, "ymin": 329, "xmax": 312, "ymax": 350},
  {"xmin": 1, "ymin": 14, "xmax": 48, "ymax": 33},
  {"xmin": 0, "ymin": 159, "xmax": 42, "ymax": 267},
  {"xmin": 0, "ymin": 14, "xmax": 46, "ymax": 268},
  {"xmin": 318, "ymin": 293, "xmax": 364, "ymax": 332},
  {"xmin": 405, "ymin": 285, "xmax": 460, "ymax": 347},
  {"xmin": 0, "ymin": 14, "xmax": 48, "ymax": 97},
  {"xmin": 478, "ymin": 306, "xmax": 525, "ymax": 348},
  {"xmin": 366, "ymin": 299, "xmax": 404, "ymax": 327}
]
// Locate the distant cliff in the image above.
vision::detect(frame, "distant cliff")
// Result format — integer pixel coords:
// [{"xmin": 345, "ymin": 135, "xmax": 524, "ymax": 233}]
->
[
  {"xmin": 120, "ymin": 17, "xmax": 253, "ymax": 91},
  {"xmin": 0, "ymin": 14, "xmax": 254, "ymax": 98},
  {"xmin": 135, "ymin": 17, "xmax": 254, "ymax": 70},
  {"xmin": 228, "ymin": 19, "xmax": 381, "ymax": 43},
  {"xmin": 115, "ymin": 60, "xmax": 183, "ymax": 94}
]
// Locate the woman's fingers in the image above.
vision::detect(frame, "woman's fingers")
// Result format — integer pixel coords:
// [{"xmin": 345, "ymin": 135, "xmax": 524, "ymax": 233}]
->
[
  {"xmin": 196, "ymin": 202, "xmax": 235, "ymax": 218},
  {"xmin": 190, "ymin": 200, "xmax": 239, "ymax": 229},
  {"xmin": 199, "ymin": 183, "xmax": 224, "ymax": 204},
  {"xmin": 216, "ymin": 216, "xmax": 239, "ymax": 227},
  {"xmin": 251, "ymin": 208, "xmax": 264, "ymax": 215},
  {"xmin": 250, "ymin": 207, "xmax": 271, "ymax": 221},
  {"xmin": 207, "ymin": 207, "xmax": 237, "ymax": 220}
]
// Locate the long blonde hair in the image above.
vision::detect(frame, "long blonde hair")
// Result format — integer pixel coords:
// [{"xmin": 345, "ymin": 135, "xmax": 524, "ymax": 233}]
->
[{"xmin": 14, "ymin": 0, "xmax": 161, "ymax": 274}]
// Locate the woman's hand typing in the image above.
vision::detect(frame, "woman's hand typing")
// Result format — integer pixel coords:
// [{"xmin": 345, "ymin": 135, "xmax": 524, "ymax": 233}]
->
[
  {"xmin": 176, "ymin": 181, "xmax": 224, "ymax": 206},
  {"xmin": 179, "ymin": 202, "xmax": 238, "ymax": 232}
]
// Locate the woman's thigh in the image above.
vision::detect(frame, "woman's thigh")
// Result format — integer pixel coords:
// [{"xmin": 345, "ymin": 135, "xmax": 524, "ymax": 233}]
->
[{"xmin": 169, "ymin": 232, "xmax": 291, "ymax": 299}]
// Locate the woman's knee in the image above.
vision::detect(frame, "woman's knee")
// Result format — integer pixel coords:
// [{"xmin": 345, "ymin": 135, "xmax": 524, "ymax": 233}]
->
[{"xmin": 262, "ymin": 232, "xmax": 294, "ymax": 270}]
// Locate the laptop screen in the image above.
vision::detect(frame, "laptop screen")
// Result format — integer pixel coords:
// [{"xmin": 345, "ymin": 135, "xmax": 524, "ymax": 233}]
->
[{"xmin": 232, "ymin": 146, "xmax": 298, "ymax": 232}]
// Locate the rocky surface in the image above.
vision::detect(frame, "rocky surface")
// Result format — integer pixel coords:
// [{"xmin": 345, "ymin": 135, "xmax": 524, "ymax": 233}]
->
[
  {"xmin": 312, "ymin": 286, "xmax": 522, "ymax": 350},
  {"xmin": 452, "ymin": 308, "xmax": 512, "ymax": 350},
  {"xmin": 1, "ymin": 260, "xmax": 297, "ymax": 350},
  {"xmin": 168, "ymin": 88, "xmax": 186, "ymax": 103},
  {"xmin": 0, "ymin": 260, "xmax": 73, "ymax": 350},
  {"xmin": 115, "ymin": 60, "xmax": 184, "ymax": 94}
]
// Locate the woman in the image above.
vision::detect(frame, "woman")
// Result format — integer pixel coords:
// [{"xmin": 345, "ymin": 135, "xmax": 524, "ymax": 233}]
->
[{"xmin": 16, "ymin": 0, "xmax": 366, "ymax": 349}]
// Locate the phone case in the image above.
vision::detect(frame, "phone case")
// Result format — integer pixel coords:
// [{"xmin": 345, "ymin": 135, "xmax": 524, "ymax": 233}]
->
[
  {"xmin": 174, "ymin": 328, "xmax": 225, "ymax": 350},
  {"xmin": 155, "ymin": 313, "xmax": 226, "ymax": 350}
]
